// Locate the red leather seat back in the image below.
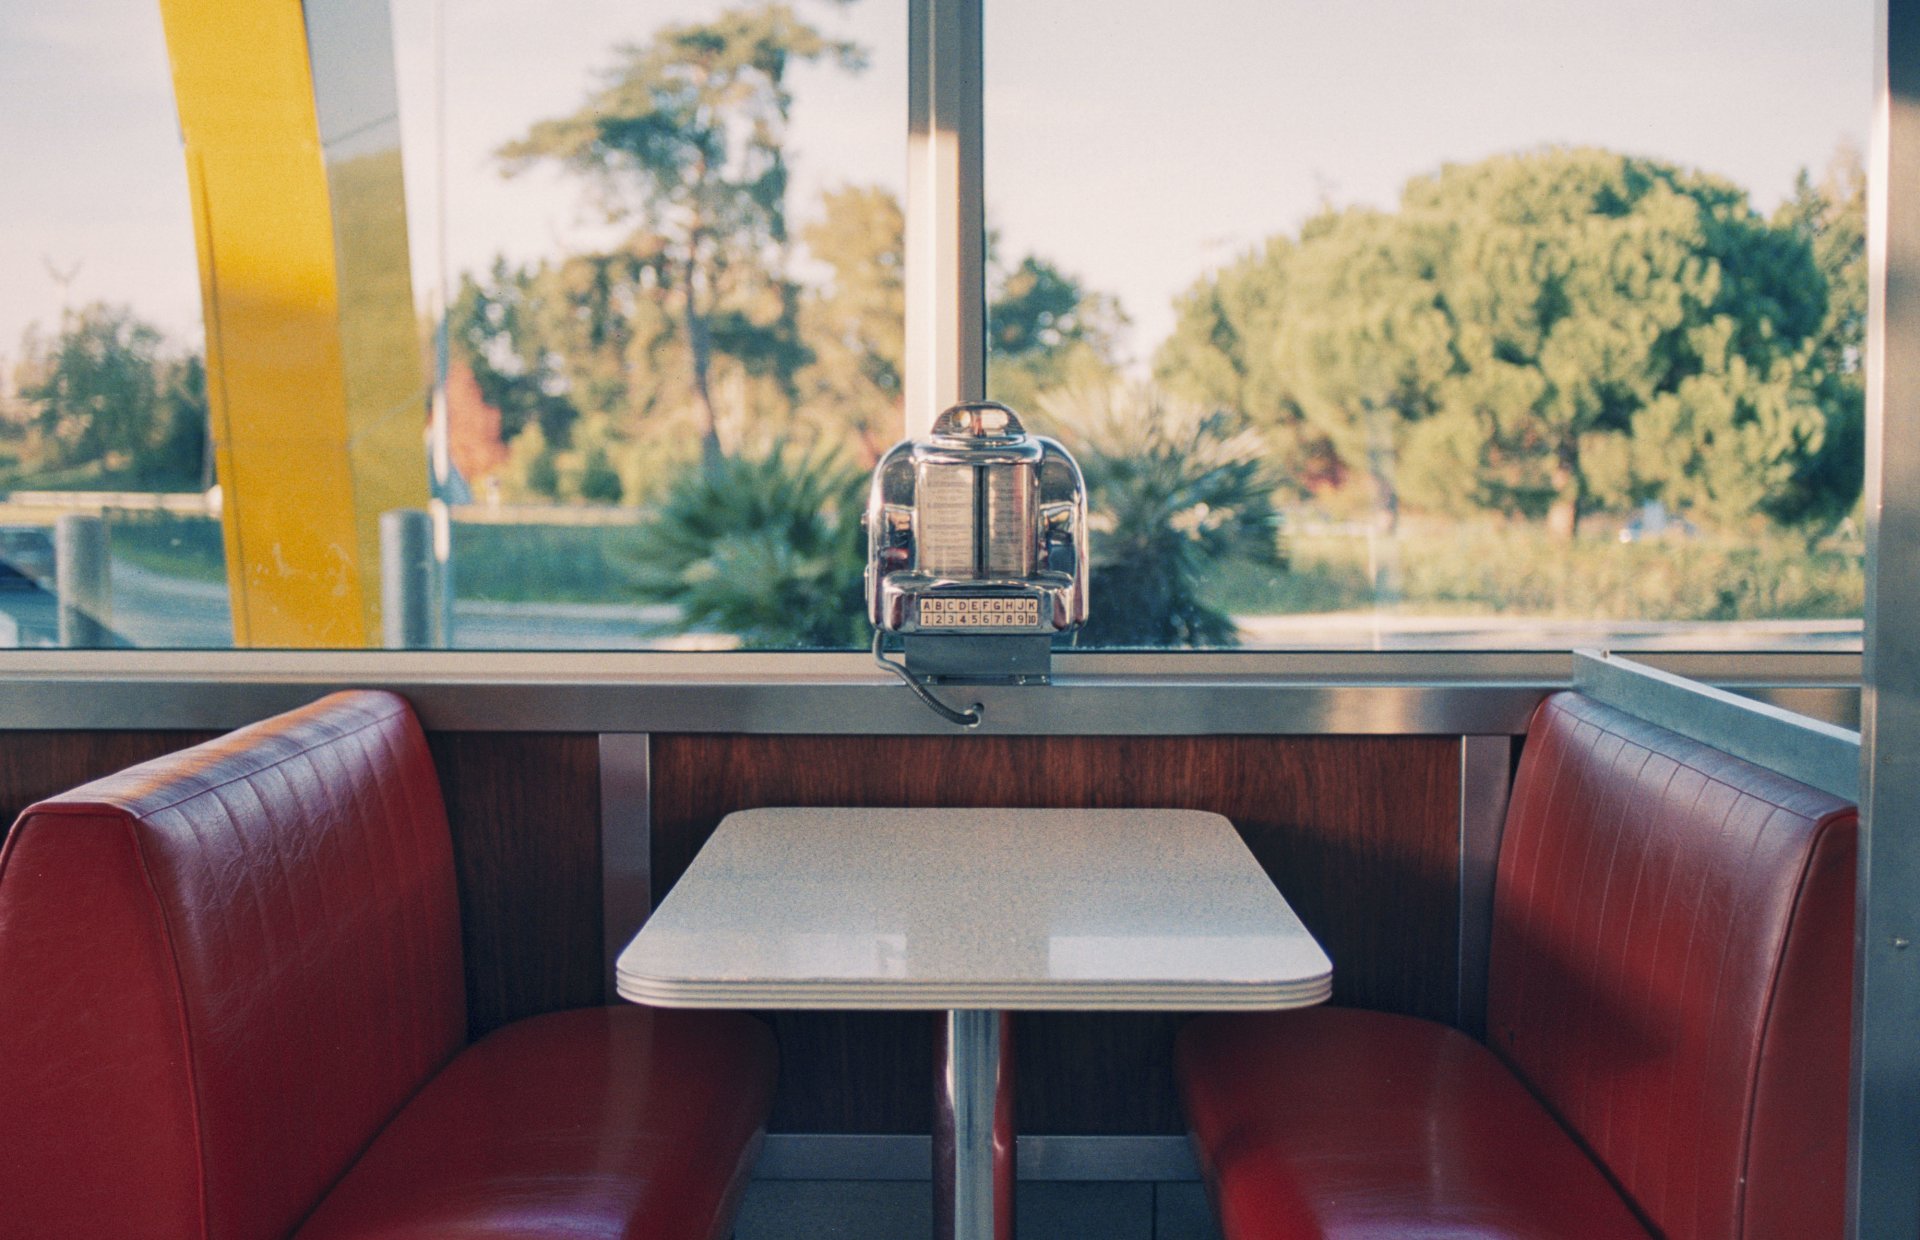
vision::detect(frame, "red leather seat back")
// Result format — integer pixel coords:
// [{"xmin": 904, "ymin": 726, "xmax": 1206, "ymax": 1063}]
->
[
  {"xmin": 0, "ymin": 691, "xmax": 466, "ymax": 1240},
  {"xmin": 1488, "ymin": 691, "xmax": 1856, "ymax": 1240}
]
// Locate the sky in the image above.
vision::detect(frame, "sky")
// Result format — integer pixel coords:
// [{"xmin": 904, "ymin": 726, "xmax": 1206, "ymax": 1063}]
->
[{"xmin": 0, "ymin": 0, "xmax": 1873, "ymax": 376}]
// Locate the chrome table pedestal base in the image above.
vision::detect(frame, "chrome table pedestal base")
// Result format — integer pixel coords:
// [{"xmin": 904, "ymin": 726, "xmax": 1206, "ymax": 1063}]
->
[{"xmin": 934, "ymin": 1010, "xmax": 1014, "ymax": 1240}]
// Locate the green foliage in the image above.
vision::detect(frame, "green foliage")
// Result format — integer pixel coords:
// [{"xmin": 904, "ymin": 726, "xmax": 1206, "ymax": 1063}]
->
[
  {"xmin": 1034, "ymin": 383, "xmax": 1283, "ymax": 647},
  {"xmin": 987, "ymin": 255, "xmax": 1126, "ymax": 411},
  {"xmin": 1157, "ymin": 147, "xmax": 1865, "ymax": 538},
  {"xmin": 1204, "ymin": 522, "xmax": 1862, "ymax": 623},
  {"xmin": 7, "ymin": 305, "xmax": 208, "ymax": 490},
  {"xmin": 105, "ymin": 511, "xmax": 226, "ymax": 583},
  {"xmin": 449, "ymin": 522, "xmax": 654, "ymax": 603},
  {"xmin": 1767, "ymin": 147, "xmax": 1867, "ymax": 529},
  {"xmin": 624, "ymin": 441, "xmax": 868, "ymax": 647},
  {"xmin": 796, "ymin": 184, "xmax": 905, "ymax": 463},
  {"xmin": 151, "ymin": 355, "xmax": 210, "ymax": 488},
  {"xmin": 451, "ymin": 261, "xmax": 584, "ymax": 447}
]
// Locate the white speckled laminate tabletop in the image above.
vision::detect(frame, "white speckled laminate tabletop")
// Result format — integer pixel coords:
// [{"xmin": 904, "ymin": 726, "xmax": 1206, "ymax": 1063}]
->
[{"xmin": 616, "ymin": 807, "xmax": 1332, "ymax": 1011}]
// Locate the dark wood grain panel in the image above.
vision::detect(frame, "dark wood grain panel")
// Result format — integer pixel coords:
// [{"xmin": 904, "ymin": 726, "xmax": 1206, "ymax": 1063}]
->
[
  {"xmin": 651, "ymin": 734, "xmax": 1460, "ymax": 1134},
  {"xmin": 427, "ymin": 732, "xmax": 604, "ymax": 1038},
  {"xmin": 0, "ymin": 731, "xmax": 220, "ymax": 832}
]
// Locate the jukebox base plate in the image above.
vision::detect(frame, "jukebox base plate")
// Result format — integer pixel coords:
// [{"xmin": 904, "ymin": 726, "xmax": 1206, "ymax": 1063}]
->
[{"xmin": 902, "ymin": 634, "xmax": 1054, "ymax": 684}]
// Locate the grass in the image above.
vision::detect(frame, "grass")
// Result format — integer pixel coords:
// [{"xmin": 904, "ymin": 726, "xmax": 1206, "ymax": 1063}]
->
[
  {"xmin": 94, "ymin": 510, "xmax": 1866, "ymax": 629},
  {"xmin": 1203, "ymin": 521, "xmax": 1865, "ymax": 623},
  {"xmin": 108, "ymin": 512, "xmax": 226, "ymax": 583},
  {"xmin": 449, "ymin": 522, "xmax": 654, "ymax": 603}
]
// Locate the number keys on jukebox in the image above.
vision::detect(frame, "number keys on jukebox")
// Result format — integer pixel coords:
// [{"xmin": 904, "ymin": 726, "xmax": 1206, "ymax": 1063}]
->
[{"xmin": 918, "ymin": 596, "xmax": 1040, "ymax": 628}]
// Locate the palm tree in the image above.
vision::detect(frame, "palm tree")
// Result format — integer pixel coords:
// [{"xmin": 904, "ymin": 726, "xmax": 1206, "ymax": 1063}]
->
[{"xmin": 1035, "ymin": 382, "xmax": 1285, "ymax": 647}]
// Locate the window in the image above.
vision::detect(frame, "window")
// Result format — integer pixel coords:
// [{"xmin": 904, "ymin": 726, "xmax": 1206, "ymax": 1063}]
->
[
  {"xmin": 986, "ymin": 0, "xmax": 1871, "ymax": 652},
  {"xmin": 0, "ymin": 0, "xmax": 1871, "ymax": 653}
]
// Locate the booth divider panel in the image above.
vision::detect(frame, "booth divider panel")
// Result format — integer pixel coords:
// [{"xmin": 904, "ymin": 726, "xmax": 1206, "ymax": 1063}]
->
[
  {"xmin": 427, "ymin": 732, "xmax": 604, "ymax": 1037},
  {"xmin": 650, "ymin": 733, "xmax": 1461, "ymax": 1135}
]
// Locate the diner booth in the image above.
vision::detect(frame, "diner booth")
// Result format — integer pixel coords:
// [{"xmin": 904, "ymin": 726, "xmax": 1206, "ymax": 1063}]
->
[{"xmin": 0, "ymin": 2, "xmax": 1915, "ymax": 1239}]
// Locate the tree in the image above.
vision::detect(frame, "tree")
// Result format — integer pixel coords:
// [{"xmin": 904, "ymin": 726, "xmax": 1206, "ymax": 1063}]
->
[
  {"xmin": 450, "ymin": 261, "xmax": 587, "ymax": 449},
  {"xmin": 498, "ymin": 4, "xmax": 863, "ymax": 465},
  {"xmin": 796, "ymin": 184, "xmax": 904, "ymax": 465},
  {"xmin": 1766, "ymin": 146, "xmax": 1867, "ymax": 530},
  {"xmin": 1157, "ymin": 147, "xmax": 1850, "ymax": 537},
  {"xmin": 16, "ymin": 304, "xmax": 164, "ymax": 471},
  {"xmin": 987, "ymin": 255, "xmax": 1125, "ymax": 411},
  {"xmin": 151, "ymin": 354, "xmax": 211, "ymax": 489}
]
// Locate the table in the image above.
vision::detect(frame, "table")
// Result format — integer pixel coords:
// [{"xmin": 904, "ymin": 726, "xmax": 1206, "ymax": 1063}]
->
[{"xmin": 616, "ymin": 807, "xmax": 1331, "ymax": 1240}]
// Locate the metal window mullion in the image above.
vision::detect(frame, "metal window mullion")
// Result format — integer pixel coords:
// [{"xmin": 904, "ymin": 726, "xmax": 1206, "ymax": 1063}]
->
[
  {"xmin": 1851, "ymin": 2, "xmax": 1920, "ymax": 1235},
  {"xmin": 905, "ymin": 0, "xmax": 986, "ymax": 438}
]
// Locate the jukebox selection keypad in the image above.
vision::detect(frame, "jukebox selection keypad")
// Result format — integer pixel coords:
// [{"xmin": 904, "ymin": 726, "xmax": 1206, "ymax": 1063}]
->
[{"xmin": 918, "ymin": 596, "xmax": 1041, "ymax": 628}]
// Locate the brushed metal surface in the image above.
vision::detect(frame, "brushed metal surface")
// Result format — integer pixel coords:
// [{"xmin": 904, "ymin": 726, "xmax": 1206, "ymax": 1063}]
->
[
  {"xmin": 1457, "ymin": 736, "xmax": 1513, "ymax": 1038},
  {"xmin": 1853, "ymin": 2, "xmax": 1920, "ymax": 1232},
  {"xmin": 0, "ymin": 650, "xmax": 1857, "ymax": 735},
  {"xmin": 1575, "ymin": 651, "xmax": 1860, "ymax": 800},
  {"xmin": 597, "ymin": 733, "xmax": 650, "ymax": 999}
]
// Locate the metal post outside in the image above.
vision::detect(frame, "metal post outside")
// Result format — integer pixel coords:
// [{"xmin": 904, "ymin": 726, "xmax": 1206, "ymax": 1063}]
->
[
  {"xmin": 55, "ymin": 513, "xmax": 111, "ymax": 648},
  {"xmin": 380, "ymin": 508, "xmax": 435, "ymax": 649}
]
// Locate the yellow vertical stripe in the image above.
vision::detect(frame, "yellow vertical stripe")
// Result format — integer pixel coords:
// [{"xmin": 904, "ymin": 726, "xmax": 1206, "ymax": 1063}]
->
[{"xmin": 158, "ymin": 0, "xmax": 428, "ymax": 647}]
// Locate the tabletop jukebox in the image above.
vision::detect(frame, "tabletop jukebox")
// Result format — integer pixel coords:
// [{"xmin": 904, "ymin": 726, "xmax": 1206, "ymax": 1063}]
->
[{"xmin": 867, "ymin": 401, "xmax": 1088, "ymax": 694}]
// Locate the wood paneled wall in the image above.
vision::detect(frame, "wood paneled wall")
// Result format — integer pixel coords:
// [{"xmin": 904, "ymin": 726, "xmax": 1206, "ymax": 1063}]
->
[
  {"xmin": 427, "ymin": 733, "xmax": 605, "ymax": 1038},
  {"xmin": 0, "ymin": 731, "xmax": 219, "ymax": 826},
  {"xmin": 652, "ymin": 734, "xmax": 1461, "ymax": 1135}
]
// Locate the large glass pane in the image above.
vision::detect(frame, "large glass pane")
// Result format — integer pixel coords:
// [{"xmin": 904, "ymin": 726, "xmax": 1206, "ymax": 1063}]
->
[
  {"xmin": 0, "ymin": 0, "xmax": 902, "ymax": 650},
  {"xmin": 986, "ymin": 0, "xmax": 1871, "ymax": 651},
  {"xmin": 0, "ymin": 0, "xmax": 221, "ymax": 647},
  {"xmin": 410, "ymin": 0, "xmax": 904, "ymax": 650}
]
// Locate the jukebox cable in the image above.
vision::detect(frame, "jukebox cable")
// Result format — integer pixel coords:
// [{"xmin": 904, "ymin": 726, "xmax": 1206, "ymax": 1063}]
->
[{"xmin": 872, "ymin": 630, "xmax": 983, "ymax": 728}]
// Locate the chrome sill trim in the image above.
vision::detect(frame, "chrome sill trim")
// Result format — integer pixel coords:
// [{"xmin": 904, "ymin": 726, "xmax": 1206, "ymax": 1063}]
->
[{"xmin": 0, "ymin": 649, "xmax": 1859, "ymax": 734}]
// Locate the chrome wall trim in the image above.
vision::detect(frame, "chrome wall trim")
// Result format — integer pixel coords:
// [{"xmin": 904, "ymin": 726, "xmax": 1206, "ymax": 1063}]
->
[
  {"xmin": 1853, "ymin": 2, "xmax": 1920, "ymax": 1232},
  {"xmin": 1574, "ymin": 651, "xmax": 1861, "ymax": 801},
  {"xmin": 753, "ymin": 1134, "xmax": 1198, "ymax": 1183},
  {"xmin": 0, "ymin": 649, "xmax": 1857, "ymax": 735},
  {"xmin": 1456, "ymin": 736, "xmax": 1512, "ymax": 1039},
  {"xmin": 0, "ymin": 646, "xmax": 1861, "ymax": 682},
  {"xmin": 597, "ymin": 734, "xmax": 650, "ymax": 999}
]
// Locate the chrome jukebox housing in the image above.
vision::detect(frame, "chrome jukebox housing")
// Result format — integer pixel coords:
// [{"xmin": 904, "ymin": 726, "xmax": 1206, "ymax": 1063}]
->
[{"xmin": 866, "ymin": 402, "xmax": 1089, "ymax": 638}]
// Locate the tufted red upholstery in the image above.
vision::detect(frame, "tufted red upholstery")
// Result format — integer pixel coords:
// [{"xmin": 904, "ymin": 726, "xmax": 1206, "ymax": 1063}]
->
[
  {"xmin": 1180, "ymin": 1007, "xmax": 1652, "ymax": 1239},
  {"xmin": 1489, "ymin": 691, "xmax": 1855, "ymax": 1240},
  {"xmin": 294, "ymin": 1006, "xmax": 775, "ymax": 1240},
  {"xmin": 0, "ymin": 691, "xmax": 776, "ymax": 1240},
  {"xmin": 1178, "ymin": 690, "xmax": 1857, "ymax": 1240}
]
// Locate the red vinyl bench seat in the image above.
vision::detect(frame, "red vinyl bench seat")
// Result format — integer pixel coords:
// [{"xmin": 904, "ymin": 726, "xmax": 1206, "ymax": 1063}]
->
[
  {"xmin": 0, "ymin": 691, "xmax": 776, "ymax": 1240},
  {"xmin": 1178, "ymin": 690, "xmax": 1858, "ymax": 1240}
]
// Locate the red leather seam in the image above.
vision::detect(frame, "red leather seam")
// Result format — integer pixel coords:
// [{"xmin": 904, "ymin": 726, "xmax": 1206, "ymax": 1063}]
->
[
  {"xmin": 1564, "ymin": 696, "xmax": 1836, "ymax": 819},
  {"xmin": 123, "ymin": 811, "xmax": 216, "ymax": 1240},
  {"xmin": 19, "ymin": 704, "xmax": 408, "ymax": 821},
  {"xmin": 1730, "ymin": 806, "xmax": 1854, "ymax": 1240}
]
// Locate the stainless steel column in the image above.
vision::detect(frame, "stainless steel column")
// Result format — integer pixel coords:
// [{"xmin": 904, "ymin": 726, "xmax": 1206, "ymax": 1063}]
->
[
  {"xmin": 1852, "ymin": 2, "xmax": 1920, "ymax": 1234},
  {"xmin": 905, "ymin": 0, "xmax": 985, "ymax": 437},
  {"xmin": 934, "ymin": 1009, "xmax": 1014, "ymax": 1240}
]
